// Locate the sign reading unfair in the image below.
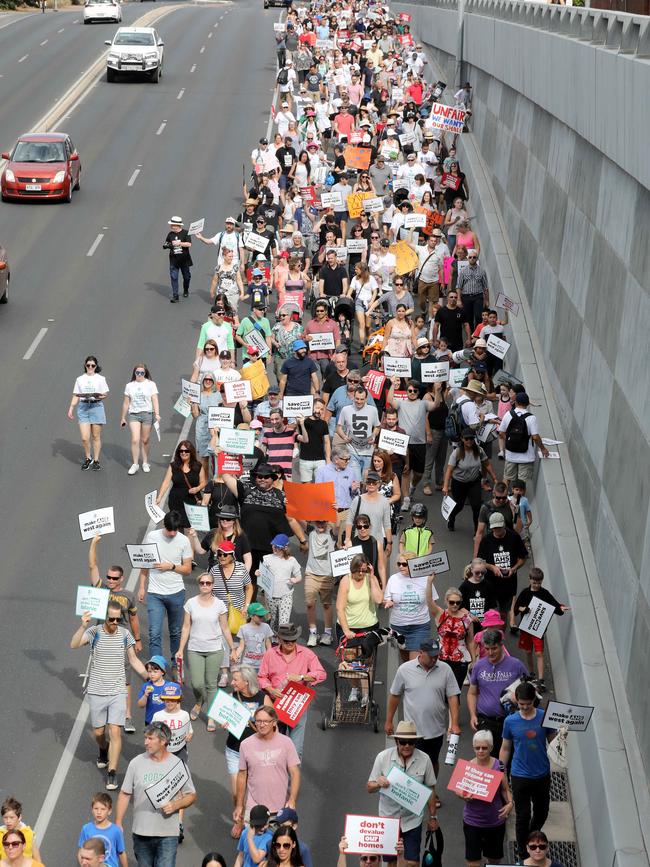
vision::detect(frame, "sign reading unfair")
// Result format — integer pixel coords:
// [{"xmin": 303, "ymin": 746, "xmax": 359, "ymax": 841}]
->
[{"xmin": 428, "ymin": 103, "xmax": 467, "ymax": 134}]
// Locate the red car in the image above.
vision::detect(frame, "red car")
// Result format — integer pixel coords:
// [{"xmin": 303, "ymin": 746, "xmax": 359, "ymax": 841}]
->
[{"xmin": 1, "ymin": 133, "xmax": 81, "ymax": 203}]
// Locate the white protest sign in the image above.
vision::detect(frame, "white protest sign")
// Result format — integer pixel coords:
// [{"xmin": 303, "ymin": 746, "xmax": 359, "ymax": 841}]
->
[
  {"xmin": 392, "ymin": 178, "xmax": 412, "ymax": 193},
  {"xmin": 173, "ymin": 395, "xmax": 192, "ymax": 418},
  {"xmin": 181, "ymin": 379, "xmax": 201, "ymax": 404},
  {"xmin": 224, "ymin": 379, "xmax": 252, "ymax": 404},
  {"xmin": 420, "ymin": 362, "xmax": 450, "ymax": 383},
  {"xmin": 283, "ymin": 395, "xmax": 314, "ymax": 419},
  {"xmin": 245, "ymin": 232, "xmax": 269, "ymax": 254},
  {"xmin": 519, "ymin": 596, "xmax": 556, "ymax": 638},
  {"xmin": 273, "ymin": 21, "xmax": 286, "ymax": 31},
  {"xmin": 321, "ymin": 191, "xmax": 343, "ymax": 208},
  {"xmin": 246, "ymin": 328, "xmax": 271, "ymax": 358},
  {"xmin": 403, "ymin": 213, "xmax": 427, "ymax": 229},
  {"xmin": 440, "ymin": 496, "xmax": 456, "ymax": 521},
  {"xmin": 363, "ymin": 197, "xmax": 385, "ymax": 213},
  {"xmin": 207, "ymin": 689, "xmax": 253, "ymax": 739},
  {"xmin": 495, "ymin": 292, "xmax": 520, "ymax": 316},
  {"xmin": 346, "ymin": 238, "xmax": 368, "ymax": 254},
  {"xmin": 539, "ymin": 450, "xmax": 561, "ymax": 459},
  {"xmin": 383, "ymin": 357, "xmax": 412, "ymax": 378},
  {"xmin": 335, "ymin": 246, "xmax": 348, "ymax": 263},
  {"xmin": 307, "ymin": 332, "xmax": 336, "ymax": 351},
  {"xmin": 78, "ymin": 507, "xmax": 115, "ymax": 541},
  {"xmin": 257, "ymin": 562, "xmax": 275, "ymax": 599},
  {"xmin": 378, "ymin": 429, "xmax": 409, "ymax": 456},
  {"xmin": 187, "ymin": 218, "xmax": 205, "ymax": 236},
  {"xmin": 219, "ymin": 427, "xmax": 256, "ymax": 456},
  {"xmin": 184, "ymin": 503, "xmax": 211, "ymax": 532},
  {"xmin": 542, "ymin": 700, "xmax": 594, "ymax": 732},
  {"xmin": 449, "ymin": 367, "xmax": 470, "ymax": 388},
  {"xmin": 541, "ymin": 438, "xmax": 564, "ymax": 446},
  {"xmin": 144, "ymin": 759, "xmax": 190, "ymax": 810},
  {"xmin": 407, "ymin": 550, "xmax": 450, "ymax": 579},
  {"xmin": 385, "ymin": 766, "xmax": 432, "ymax": 815},
  {"xmin": 167, "ymin": 721, "xmax": 190, "ymax": 751},
  {"xmin": 486, "ymin": 334, "xmax": 510, "ymax": 360},
  {"xmin": 127, "ymin": 543, "xmax": 161, "ymax": 569},
  {"xmin": 329, "ymin": 546, "xmax": 363, "ymax": 579},
  {"xmin": 76, "ymin": 585, "xmax": 110, "ymax": 620},
  {"xmin": 344, "ymin": 815, "xmax": 400, "ymax": 856},
  {"xmin": 153, "ymin": 421, "xmax": 161, "ymax": 442},
  {"xmin": 428, "ymin": 102, "xmax": 467, "ymax": 134},
  {"xmin": 398, "ymin": 131, "xmax": 416, "ymax": 146},
  {"xmin": 208, "ymin": 406, "xmax": 236, "ymax": 429},
  {"xmin": 145, "ymin": 491, "xmax": 166, "ymax": 524}
]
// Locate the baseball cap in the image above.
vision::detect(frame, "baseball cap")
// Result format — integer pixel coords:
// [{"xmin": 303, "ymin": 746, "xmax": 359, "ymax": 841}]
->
[
  {"xmin": 250, "ymin": 805, "xmax": 270, "ymax": 827},
  {"xmin": 276, "ymin": 808, "xmax": 299, "ymax": 825},
  {"xmin": 474, "ymin": 338, "xmax": 488, "ymax": 348},
  {"xmin": 292, "ymin": 339, "xmax": 307, "ymax": 351},
  {"xmin": 216, "ymin": 540, "xmax": 236, "ymax": 553},
  {"xmin": 225, "ymin": 216, "xmax": 236, "ymax": 225},
  {"xmin": 247, "ymin": 602, "xmax": 269, "ymax": 618},
  {"xmin": 161, "ymin": 683, "xmax": 182, "ymax": 701},
  {"xmin": 489, "ymin": 512, "xmax": 506, "ymax": 529},
  {"xmin": 146, "ymin": 655, "xmax": 168, "ymax": 671},
  {"xmin": 268, "ymin": 385, "xmax": 280, "ymax": 394},
  {"xmin": 420, "ymin": 640, "xmax": 441, "ymax": 657},
  {"xmin": 252, "ymin": 268, "xmax": 264, "ymax": 277},
  {"xmin": 271, "ymin": 533, "xmax": 290, "ymax": 548}
]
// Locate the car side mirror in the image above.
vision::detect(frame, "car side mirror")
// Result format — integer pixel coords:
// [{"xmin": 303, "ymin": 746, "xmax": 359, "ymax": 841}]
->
[
  {"xmin": 70, "ymin": 152, "xmax": 79, "ymax": 161},
  {"xmin": 158, "ymin": 40, "xmax": 164, "ymax": 46},
  {"xmin": 104, "ymin": 40, "xmax": 112, "ymax": 46},
  {"xmin": 1, "ymin": 152, "xmax": 9, "ymax": 160},
  {"xmin": 0, "ymin": 262, "xmax": 6, "ymax": 271}
]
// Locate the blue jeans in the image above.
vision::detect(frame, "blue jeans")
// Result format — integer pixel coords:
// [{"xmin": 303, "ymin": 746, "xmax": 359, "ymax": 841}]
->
[
  {"xmin": 169, "ymin": 262, "xmax": 191, "ymax": 299},
  {"xmin": 147, "ymin": 590, "xmax": 185, "ymax": 659},
  {"xmin": 280, "ymin": 711, "xmax": 308, "ymax": 759},
  {"xmin": 350, "ymin": 451, "xmax": 372, "ymax": 478},
  {"xmin": 133, "ymin": 834, "xmax": 178, "ymax": 867}
]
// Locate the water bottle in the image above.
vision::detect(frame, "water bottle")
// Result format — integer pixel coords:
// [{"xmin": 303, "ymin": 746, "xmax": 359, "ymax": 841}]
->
[{"xmin": 444, "ymin": 733, "xmax": 459, "ymax": 765}]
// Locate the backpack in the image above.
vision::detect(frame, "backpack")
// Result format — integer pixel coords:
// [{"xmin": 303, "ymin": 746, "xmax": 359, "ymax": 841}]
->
[
  {"xmin": 444, "ymin": 396, "xmax": 470, "ymax": 442},
  {"xmin": 505, "ymin": 411, "xmax": 531, "ymax": 453},
  {"xmin": 277, "ymin": 67, "xmax": 289, "ymax": 86}
]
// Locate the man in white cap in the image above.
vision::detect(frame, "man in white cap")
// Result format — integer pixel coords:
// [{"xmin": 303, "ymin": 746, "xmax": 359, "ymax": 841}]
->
[
  {"xmin": 163, "ymin": 217, "xmax": 192, "ymax": 303},
  {"xmin": 367, "ymin": 720, "xmax": 439, "ymax": 867},
  {"xmin": 196, "ymin": 217, "xmax": 242, "ymax": 289},
  {"xmin": 275, "ymin": 101, "xmax": 296, "ymax": 138}
]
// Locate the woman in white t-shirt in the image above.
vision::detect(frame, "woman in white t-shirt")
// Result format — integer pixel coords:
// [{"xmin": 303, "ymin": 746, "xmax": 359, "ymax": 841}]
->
[
  {"xmin": 67, "ymin": 355, "xmax": 109, "ymax": 471},
  {"xmin": 120, "ymin": 363, "xmax": 160, "ymax": 476},
  {"xmin": 177, "ymin": 571, "xmax": 234, "ymax": 731},
  {"xmin": 384, "ymin": 552, "xmax": 431, "ymax": 661},
  {"xmin": 350, "ymin": 262, "xmax": 379, "ymax": 348}
]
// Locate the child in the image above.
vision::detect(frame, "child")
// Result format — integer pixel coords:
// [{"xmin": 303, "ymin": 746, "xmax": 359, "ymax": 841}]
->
[
  {"xmin": 512, "ymin": 567, "xmax": 570, "ymax": 692},
  {"xmin": 412, "ymin": 313, "xmax": 428, "ymax": 341},
  {"xmin": 473, "ymin": 609, "xmax": 509, "ymax": 659},
  {"xmin": 234, "ymin": 805, "xmax": 274, "ymax": 867},
  {"xmin": 304, "ymin": 520, "xmax": 336, "ymax": 647},
  {"xmin": 433, "ymin": 335, "xmax": 452, "ymax": 362},
  {"xmin": 77, "ymin": 793, "xmax": 126, "ymax": 867},
  {"xmin": 233, "ymin": 602, "xmax": 274, "ymax": 670},
  {"xmin": 399, "ymin": 503, "xmax": 434, "ymax": 557},
  {"xmin": 0, "ymin": 798, "xmax": 41, "ymax": 862},
  {"xmin": 137, "ymin": 655, "xmax": 171, "ymax": 724},
  {"xmin": 496, "ymin": 384, "xmax": 513, "ymax": 459},
  {"xmin": 510, "ymin": 478, "xmax": 532, "ymax": 547},
  {"xmin": 152, "ymin": 683, "xmax": 193, "ymax": 844},
  {"xmin": 257, "ymin": 534, "xmax": 302, "ymax": 631}
]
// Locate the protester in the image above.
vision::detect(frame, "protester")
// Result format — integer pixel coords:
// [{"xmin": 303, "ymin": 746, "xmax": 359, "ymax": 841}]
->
[
  {"xmin": 120, "ymin": 364, "xmax": 160, "ymax": 475},
  {"xmin": 0, "ymin": 801, "xmax": 40, "ymax": 863},
  {"xmin": 68, "ymin": 355, "xmax": 109, "ymax": 470}
]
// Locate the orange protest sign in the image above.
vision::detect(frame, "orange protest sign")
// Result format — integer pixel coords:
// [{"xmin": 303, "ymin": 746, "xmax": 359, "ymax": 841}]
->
[
  {"xmin": 390, "ymin": 240, "xmax": 420, "ymax": 276},
  {"xmin": 347, "ymin": 191, "xmax": 372, "ymax": 220},
  {"xmin": 424, "ymin": 209, "xmax": 445, "ymax": 235},
  {"xmin": 344, "ymin": 145, "xmax": 372, "ymax": 170},
  {"xmin": 284, "ymin": 481, "xmax": 337, "ymax": 522}
]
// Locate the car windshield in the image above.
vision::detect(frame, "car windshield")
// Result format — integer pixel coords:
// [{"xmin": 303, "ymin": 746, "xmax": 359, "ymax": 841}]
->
[
  {"xmin": 89, "ymin": 0, "xmax": 116, "ymax": 5},
  {"xmin": 114, "ymin": 32, "xmax": 155, "ymax": 45},
  {"xmin": 12, "ymin": 141, "xmax": 66, "ymax": 163}
]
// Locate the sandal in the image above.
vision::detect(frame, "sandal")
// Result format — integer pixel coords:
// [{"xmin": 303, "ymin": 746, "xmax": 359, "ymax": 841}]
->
[
  {"xmin": 190, "ymin": 704, "xmax": 202, "ymax": 721},
  {"xmin": 206, "ymin": 720, "xmax": 217, "ymax": 733}
]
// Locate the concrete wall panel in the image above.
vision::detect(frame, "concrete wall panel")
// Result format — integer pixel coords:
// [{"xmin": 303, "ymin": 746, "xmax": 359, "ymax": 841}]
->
[{"xmin": 558, "ymin": 201, "xmax": 595, "ymax": 319}]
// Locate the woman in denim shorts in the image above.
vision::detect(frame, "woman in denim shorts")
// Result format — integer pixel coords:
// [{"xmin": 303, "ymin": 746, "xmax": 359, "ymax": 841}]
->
[
  {"xmin": 67, "ymin": 355, "xmax": 109, "ymax": 470},
  {"xmin": 120, "ymin": 363, "xmax": 160, "ymax": 476}
]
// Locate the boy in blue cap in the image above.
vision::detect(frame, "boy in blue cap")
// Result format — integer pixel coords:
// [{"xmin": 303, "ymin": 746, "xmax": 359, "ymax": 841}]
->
[{"xmin": 137, "ymin": 656, "xmax": 171, "ymax": 724}]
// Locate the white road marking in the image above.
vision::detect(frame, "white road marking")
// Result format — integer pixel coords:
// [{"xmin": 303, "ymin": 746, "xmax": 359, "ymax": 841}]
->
[
  {"xmin": 200, "ymin": 45, "xmax": 205, "ymax": 53},
  {"xmin": 156, "ymin": 121, "xmax": 167, "ymax": 135},
  {"xmin": 213, "ymin": 21, "xmax": 218, "ymax": 26},
  {"xmin": 190, "ymin": 63, "xmax": 196, "ymax": 72},
  {"xmin": 40, "ymin": 39, "xmax": 48, "ymax": 46},
  {"xmin": 208, "ymin": 32, "xmax": 212, "ymax": 38},
  {"xmin": 18, "ymin": 54, "xmax": 28, "ymax": 63},
  {"xmin": 73, "ymin": 18, "xmax": 79, "ymax": 23},
  {"xmin": 22, "ymin": 327, "xmax": 48, "ymax": 360},
  {"xmin": 127, "ymin": 168, "xmax": 140, "ymax": 186},
  {"xmin": 58, "ymin": 27, "xmax": 65, "ymax": 33},
  {"xmin": 86, "ymin": 233, "xmax": 104, "ymax": 257},
  {"xmin": 177, "ymin": 88, "xmax": 185, "ymax": 99},
  {"xmin": 47, "ymin": 318, "xmax": 55, "ymax": 322}
]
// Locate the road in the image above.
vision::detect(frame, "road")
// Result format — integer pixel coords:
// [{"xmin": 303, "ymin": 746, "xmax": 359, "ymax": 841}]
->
[{"xmin": 0, "ymin": 3, "xmax": 530, "ymax": 864}]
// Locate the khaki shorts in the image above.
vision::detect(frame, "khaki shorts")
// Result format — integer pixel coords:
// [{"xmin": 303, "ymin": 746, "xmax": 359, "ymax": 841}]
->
[
  {"xmin": 417, "ymin": 279, "xmax": 440, "ymax": 304},
  {"xmin": 504, "ymin": 460, "xmax": 534, "ymax": 483},
  {"xmin": 304, "ymin": 572, "xmax": 335, "ymax": 606},
  {"xmin": 87, "ymin": 692, "xmax": 127, "ymax": 729},
  {"xmin": 334, "ymin": 509, "xmax": 349, "ymax": 543}
]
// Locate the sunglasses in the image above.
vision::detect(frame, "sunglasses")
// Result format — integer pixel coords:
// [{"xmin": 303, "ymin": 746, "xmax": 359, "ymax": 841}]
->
[
  {"xmin": 371, "ymin": 235, "xmax": 379, "ymax": 239},
  {"xmin": 356, "ymin": 523, "xmax": 370, "ymax": 529},
  {"xmin": 360, "ymin": 858, "xmax": 379, "ymax": 863},
  {"xmin": 105, "ymin": 574, "xmax": 120, "ymax": 581},
  {"xmin": 468, "ymin": 256, "xmax": 478, "ymax": 261},
  {"xmin": 203, "ymin": 378, "xmax": 215, "ymax": 384},
  {"xmin": 448, "ymin": 600, "xmax": 462, "ymax": 606},
  {"xmin": 275, "ymin": 842, "xmax": 292, "ymax": 850},
  {"xmin": 106, "ymin": 617, "xmax": 121, "ymax": 623},
  {"xmin": 205, "ymin": 346, "xmax": 217, "ymax": 352},
  {"xmin": 528, "ymin": 844, "xmax": 548, "ymax": 851},
  {"xmin": 397, "ymin": 561, "xmax": 408, "ymax": 567},
  {"xmin": 394, "ymin": 282, "xmax": 404, "ymax": 286},
  {"xmin": 217, "ymin": 552, "xmax": 232, "ymax": 558},
  {"xmin": 4, "ymin": 842, "xmax": 22, "ymax": 850},
  {"xmin": 395, "ymin": 738, "xmax": 415, "ymax": 745},
  {"xmin": 85, "ymin": 363, "xmax": 96, "ymax": 368},
  {"xmin": 135, "ymin": 369, "xmax": 146, "ymax": 375},
  {"xmin": 494, "ymin": 495, "xmax": 507, "ymax": 501},
  {"xmin": 178, "ymin": 449, "xmax": 190, "ymax": 454},
  {"xmin": 199, "ymin": 580, "xmax": 213, "ymax": 586},
  {"xmin": 407, "ymin": 388, "xmax": 419, "ymax": 393}
]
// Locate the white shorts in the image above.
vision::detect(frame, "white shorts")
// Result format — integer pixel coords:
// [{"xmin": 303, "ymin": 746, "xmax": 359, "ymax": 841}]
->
[{"xmin": 86, "ymin": 692, "xmax": 127, "ymax": 728}]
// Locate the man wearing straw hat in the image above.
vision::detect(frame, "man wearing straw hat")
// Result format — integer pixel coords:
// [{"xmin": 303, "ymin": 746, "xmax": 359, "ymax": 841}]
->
[{"xmin": 163, "ymin": 216, "xmax": 193, "ymax": 303}]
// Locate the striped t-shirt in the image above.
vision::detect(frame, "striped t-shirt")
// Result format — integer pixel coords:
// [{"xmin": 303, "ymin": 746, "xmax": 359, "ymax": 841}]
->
[
  {"xmin": 84, "ymin": 625, "xmax": 135, "ymax": 696},
  {"xmin": 262, "ymin": 426, "xmax": 298, "ymax": 479}
]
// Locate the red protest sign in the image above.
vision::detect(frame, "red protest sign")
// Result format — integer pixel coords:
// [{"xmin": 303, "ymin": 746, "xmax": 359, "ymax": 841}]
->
[
  {"xmin": 447, "ymin": 759, "xmax": 503, "ymax": 803},
  {"xmin": 274, "ymin": 681, "xmax": 315, "ymax": 728},
  {"xmin": 284, "ymin": 290, "xmax": 304, "ymax": 312},
  {"xmin": 299, "ymin": 185, "xmax": 317, "ymax": 205},
  {"xmin": 217, "ymin": 453, "xmax": 243, "ymax": 476},
  {"xmin": 365, "ymin": 370, "xmax": 386, "ymax": 400},
  {"xmin": 399, "ymin": 12, "xmax": 412, "ymax": 21},
  {"xmin": 284, "ymin": 480, "xmax": 337, "ymax": 522}
]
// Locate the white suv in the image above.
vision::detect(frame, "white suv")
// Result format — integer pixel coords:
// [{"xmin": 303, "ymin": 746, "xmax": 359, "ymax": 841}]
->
[
  {"xmin": 105, "ymin": 27, "xmax": 164, "ymax": 83},
  {"xmin": 84, "ymin": 0, "xmax": 122, "ymax": 24}
]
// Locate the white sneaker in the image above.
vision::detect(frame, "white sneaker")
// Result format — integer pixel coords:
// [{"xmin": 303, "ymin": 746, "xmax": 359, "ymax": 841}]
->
[
  {"xmin": 348, "ymin": 688, "xmax": 360, "ymax": 703},
  {"xmin": 401, "ymin": 496, "xmax": 411, "ymax": 512},
  {"xmin": 361, "ymin": 695, "xmax": 369, "ymax": 708},
  {"xmin": 218, "ymin": 671, "xmax": 229, "ymax": 688},
  {"xmin": 307, "ymin": 631, "xmax": 318, "ymax": 647},
  {"xmin": 142, "ymin": 462, "xmax": 151, "ymax": 473},
  {"xmin": 128, "ymin": 463, "xmax": 139, "ymax": 475},
  {"xmin": 319, "ymin": 632, "xmax": 333, "ymax": 646}
]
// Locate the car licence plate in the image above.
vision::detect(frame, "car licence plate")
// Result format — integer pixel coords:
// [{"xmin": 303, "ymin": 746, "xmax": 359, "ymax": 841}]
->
[
  {"xmin": 122, "ymin": 64, "xmax": 142, "ymax": 70},
  {"xmin": 26, "ymin": 184, "xmax": 41, "ymax": 191}
]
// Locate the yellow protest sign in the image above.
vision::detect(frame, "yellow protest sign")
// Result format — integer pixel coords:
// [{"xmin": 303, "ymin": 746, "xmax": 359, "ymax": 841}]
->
[
  {"xmin": 347, "ymin": 192, "xmax": 372, "ymax": 220},
  {"xmin": 390, "ymin": 240, "xmax": 420, "ymax": 276}
]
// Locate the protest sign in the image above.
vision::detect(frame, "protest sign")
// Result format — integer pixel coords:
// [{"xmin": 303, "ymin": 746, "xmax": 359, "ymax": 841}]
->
[
  {"xmin": 398, "ymin": 131, "xmax": 416, "ymax": 147},
  {"xmin": 307, "ymin": 332, "xmax": 336, "ymax": 351},
  {"xmin": 321, "ymin": 191, "xmax": 343, "ymax": 209},
  {"xmin": 440, "ymin": 496, "xmax": 456, "ymax": 521},
  {"xmin": 145, "ymin": 759, "xmax": 190, "ymax": 809},
  {"xmin": 425, "ymin": 210, "xmax": 445, "ymax": 234},
  {"xmin": 299, "ymin": 185, "xmax": 317, "ymax": 205},
  {"xmin": 420, "ymin": 362, "xmax": 450, "ymax": 383},
  {"xmin": 344, "ymin": 815, "xmax": 399, "ymax": 856},
  {"xmin": 346, "ymin": 238, "xmax": 368, "ymax": 254},
  {"xmin": 224, "ymin": 379, "xmax": 252, "ymax": 404},
  {"xmin": 181, "ymin": 379, "xmax": 200, "ymax": 404},
  {"xmin": 274, "ymin": 681, "xmax": 315, "ymax": 728},
  {"xmin": 208, "ymin": 406, "xmax": 235, "ymax": 429},
  {"xmin": 378, "ymin": 429, "xmax": 409, "ymax": 456},
  {"xmin": 429, "ymin": 102, "xmax": 467, "ymax": 134},
  {"xmin": 245, "ymin": 328, "xmax": 270, "ymax": 358},
  {"xmin": 244, "ymin": 232, "xmax": 269, "ymax": 254},
  {"xmin": 399, "ymin": 11, "xmax": 411, "ymax": 21},
  {"xmin": 432, "ymin": 81, "xmax": 446, "ymax": 100},
  {"xmin": 403, "ymin": 213, "xmax": 427, "ymax": 229},
  {"xmin": 390, "ymin": 240, "xmax": 419, "ymax": 276},
  {"xmin": 344, "ymin": 145, "xmax": 372, "ymax": 171},
  {"xmin": 217, "ymin": 453, "xmax": 243, "ymax": 475},
  {"xmin": 153, "ymin": 421, "xmax": 161, "ymax": 441},
  {"xmin": 145, "ymin": 491, "xmax": 166, "ymax": 524},
  {"xmin": 167, "ymin": 722, "xmax": 190, "ymax": 751},
  {"xmin": 384, "ymin": 767, "xmax": 431, "ymax": 815},
  {"xmin": 282, "ymin": 395, "xmax": 314, "ymax": 419},
  {"xmin": 392, "ymin": 178, "xmax": 412, "ymax": 194},
  {"xmin": 486, "ymin": 334, "xmax": 510, "ymax": 360},
  {"xmin": 330, "ymin": 546, "xmax": 363, "ymax": 578},
  {"xmin": 407, "ymin": 550, "xmax": 450, "ymax": 579},
  {"xmin": 519, "ymin": 596, "xmax": 556, "ymax": 638},
  {"xmin": 76, "ymin": 585, "xmax": 110, "ymax": 620},
  {"xmin": 284, "ymin": 480, "xmax": 337, "ymax": 522},
  {"xmin": 539, "ymin": 450, "xmax": 561, "ymax": 459},
  {"xmin": 126, "ymin": 543, "xmax": 161, "ymax": 569},
  {"xmin": 346, "ymin": 191, "xmax": 372, "ymax": 219},
  {"xmin": 79, "ymin": 507, "xmax": 115, "ymax": 541},
  {"xmin": 219, "ymin": 428, "xmax": 256, "ymax": 456},
  {"xmin": 542, "ymin": 701, "xmax": 594, "ymax": 732},
  {"xmin": 495, "ymin": 292, "xmax": 520, "ymax": 316},
  {"xmin": 447, "ymin": 759, "xmax": 503, "ymax": 802},
  {"xmin": 187, "ymin": 218, "xmax": 205, "ymax": 236},
  {"xmin": 363, "ymin": 197, "xmax": 385, "ymax": 214},
  {"xmin": 381, "ymin": 142, "xmax": 400, "ymax": 161},
  {"xmin": 273, "ymin": 21, "xmax": 285, "ymax": 31},
  {"xmin": 383, "ymin": 357, "xmax": 412, "ymax": 378},
  {"xmin": 284, "ymin": 290, "xmax": 304, "ymax": 312},
  {"xmin": 184, "ymin": 503, "xmax": 210, "ymax": 533},
  {"xmin": 365, "ymin": 370, "xmax": 387, "ymax": 400},
  {"xmin": 207, "ymin": 689, "xmax": 252, "ymax": 739},
  {"xmin": 173, "ymin": 395, "xmax": 192, "ymax": 418},
  {"xmin": 257, "ymin": 562, "xmax": 275, "ymax": 599},
  {"xmin": 449, "ymin": 367, "xmax": 470, "ymax": 387}
]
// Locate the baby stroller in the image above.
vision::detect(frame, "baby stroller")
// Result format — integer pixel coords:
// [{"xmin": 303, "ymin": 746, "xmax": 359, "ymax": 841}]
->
[
  {"xmin": 333, "ymin": 295, "xmax": 355, "ymax": 349},
  {"xmin": 361, "ymin": 326, "xmax": 385, "ymax": 367}
]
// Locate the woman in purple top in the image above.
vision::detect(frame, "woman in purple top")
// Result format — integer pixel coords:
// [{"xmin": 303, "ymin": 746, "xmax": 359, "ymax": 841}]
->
[{"xmin": 457, "ymin": 730, "xmax": 513, "ymax": 867}]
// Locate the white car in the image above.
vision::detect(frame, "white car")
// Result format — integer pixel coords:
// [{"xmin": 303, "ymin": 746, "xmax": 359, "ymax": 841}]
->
[
  {"xmin": 105, "ymin": 27, "xmax": 164, "ymax": 83},
  {"xmin": 84, "ymin": 0, "xmax": 122, "ymax": 24}
]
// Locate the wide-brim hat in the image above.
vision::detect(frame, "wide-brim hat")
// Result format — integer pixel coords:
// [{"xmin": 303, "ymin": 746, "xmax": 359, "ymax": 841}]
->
[
  {"xmin": 276, "ymin": 623, "xmax": 302, "ymax": 641},
  {"xmin": 168, "ymin": 216, "xmax": 183, "ymax": 225},
  {"xmin": 391, "ymin": 720, "xmax": 419, "ymax": 740},
  {"xmin": 461, "ymin": 380, "xmax": 487, "ymax": 397}
]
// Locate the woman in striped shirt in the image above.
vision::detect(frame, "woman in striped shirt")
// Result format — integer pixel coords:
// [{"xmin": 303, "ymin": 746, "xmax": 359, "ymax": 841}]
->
[{"xmin": 210, "ymin": 540, "xmax": 253, "ymax": 688}]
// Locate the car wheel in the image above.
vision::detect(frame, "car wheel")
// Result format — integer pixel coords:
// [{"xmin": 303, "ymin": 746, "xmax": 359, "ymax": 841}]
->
[
  {"xmin": 74, "ymin": 173, "xmax": 81, "ymax": 192},
  {"xmin": 1, "ymin": 193, "xmax": 7, "ymax": 203},
  {"xmin": 65, "ymin": 181, "xmax": 73, "ymax": 203},
  {"xmin": 83, "ymin": 18, "xmax": 89, "ymax": 23},
  {"xmin": 106, "ymin": 67, "xmax": 115, "ymax": 82},
  {"xmin": 150, "ymin": 65, "xmax": 160, "ymax": 83},
  {"xmin": 0, "ymin": 278, "xmax": 8, "ymax": 304}
]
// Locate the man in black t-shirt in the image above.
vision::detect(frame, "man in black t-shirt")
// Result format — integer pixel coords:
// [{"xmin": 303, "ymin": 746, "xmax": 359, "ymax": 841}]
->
[
  {"xmin": 318, "ymin": 214, "xmax": 342, "ymax": 247},
  {"xmin": 276, "ymin": 137, "xmax": 297, "ymax": 192},
  {"xmin": 318, "ymin": 251, "xmax": 348, "ymax": 298},
  {"xmin": 322, "ymin": 347, "xmax": 350, "ymax": 402},
  {"xmin": 163, "ymin": 216, "xmax": 193, "ymax": 302},
  {"xmin": 256, "ymin": 191, "xmax": 282, "ymax": 233},
  {"xmin": 433, "ymin": 289, "xmax": 470, "ymax": 351},
  {"xmin": 477, "ymin": 513, "xmax": 528, "ymax": 622},
  {"xmin": 297, "ymin": 398, "xmax": 331, "ymax": 481}
]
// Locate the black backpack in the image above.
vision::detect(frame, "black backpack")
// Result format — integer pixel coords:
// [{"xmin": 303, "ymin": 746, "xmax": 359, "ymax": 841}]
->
[
  {"xmin": 505, "ymin": 411, "xmax": 531, "ymax": 453},
  {"xmin": 277, "ymin": 67, "xmax": 289, "ymax": 85},
  {"xmin": 444, "ymin": 397, "xmax": 470, "ymax": 442}
]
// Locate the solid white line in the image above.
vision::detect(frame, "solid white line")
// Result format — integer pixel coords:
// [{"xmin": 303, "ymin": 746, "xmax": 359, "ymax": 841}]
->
[
  {"xmin": 208, "ymin": 32, "xmax": 212, "ymax": 38},
  {"xmin": 190, "ymin": 63, "xmax": 196, "ymax": 72},
  {"xmin": 156, "ymin": 121, "xmax": 167, "ymax": 135},
  {"xmin": 177, "ymin": 88, "xmax": 185, "ymax": 99},
  {"xmin": 22, "ymin": 327, "xmax": 48, "ymax": 360},
  {"xmin": 40, "ymin": 39, "xmax": 48, "ymax": 46},
  {"xmin": 58, "ymin": 27, "xmax": 65, "ymax": 33},
  {"xmin": 73, "ymin": 18, "xmax": 79, "ymax": 23},
  {"xmin": 127, "ymin": 168, "xmax": 140, "ymax": 187},
  {"xmin": 18, "ymin": 54, "xmax": 28, "ymax": 63},
  {"xmin": 86, "ymin": 233, "xmax": 104, "ymax": 257},
  {"xmin": 200, "ymin": 45, "xmax": 205, "ymax": 53},
  {"xmin": 213, "ymin": 21, "xmax": 218, "ymax": 26}
]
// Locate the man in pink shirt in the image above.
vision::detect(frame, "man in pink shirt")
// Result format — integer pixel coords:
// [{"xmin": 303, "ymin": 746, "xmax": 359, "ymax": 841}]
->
[
  {"xmin": 258, "ymin": 623, "xmax": 326, "ymax": 757},
  {"xmin": 333, "ymin": 106, "xmax": 355, "ymax": 143},
  {"xmin": 235, "ymin": 706, "xmax": 300, "ymax": 823}
]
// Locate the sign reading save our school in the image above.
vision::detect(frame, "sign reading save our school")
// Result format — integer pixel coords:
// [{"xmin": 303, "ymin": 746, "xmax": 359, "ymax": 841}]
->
[{"xmin": 428, "ymin": 103, "xmax": 467, "ymax": 134}]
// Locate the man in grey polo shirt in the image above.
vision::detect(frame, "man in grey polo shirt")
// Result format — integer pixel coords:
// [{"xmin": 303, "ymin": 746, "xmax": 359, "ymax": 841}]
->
[{"xmin": 385, "ymin": 640, "xmax": 461, "ymax": 776}]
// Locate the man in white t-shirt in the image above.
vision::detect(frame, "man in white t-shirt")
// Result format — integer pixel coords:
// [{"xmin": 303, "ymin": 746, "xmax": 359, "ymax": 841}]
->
[
  {"xmin": 498, "ymin": 392, "xmax": 549, "ymax": 487},
  {"xmin": 138, "ymin": 511, "xmax": 193, "ymax": 673},
  {"xmin": 196, "ymin": 217, "xmax": 241, "ymax": 269}
]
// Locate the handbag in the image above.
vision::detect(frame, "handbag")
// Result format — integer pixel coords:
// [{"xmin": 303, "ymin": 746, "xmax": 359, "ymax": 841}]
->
[
  {"xmin": 221, "ymin": 569, "xmax": 247, "ymax": 636},
  {"xmin": 421, "ymin": 827, "xmax": 444, "ymax": 867},
  {"xmin": 547, "ymin": 725, "xmax": 569, "ymax": 769}
]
